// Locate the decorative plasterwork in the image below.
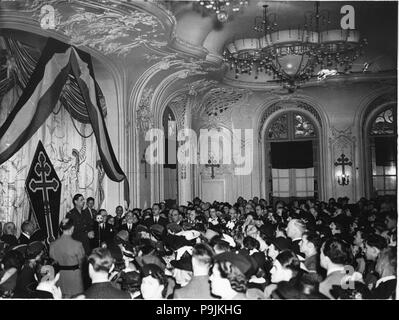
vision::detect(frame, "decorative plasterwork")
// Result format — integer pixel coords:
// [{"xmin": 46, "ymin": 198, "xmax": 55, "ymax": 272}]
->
[
  {"xmin": 185, "ymin": 79, "xmax": 218, "ymax": 96},
  {"xmin": 329, "ymin": 127, "xmax": 356, "ymax": 151},
  {"xmin": 195, "ymin": 87, "xmax": 251, "ymax": 129},
  {"xmin": 14, "ymin": 0, "xmax": 168, "ymax": 56},
  {"xmin": 136, "ymin": 87, "xmax": 154, "ymax": 134},
  {"xmin": 168, "ymin": 94, "xmax": 188, "ymax": 131}
]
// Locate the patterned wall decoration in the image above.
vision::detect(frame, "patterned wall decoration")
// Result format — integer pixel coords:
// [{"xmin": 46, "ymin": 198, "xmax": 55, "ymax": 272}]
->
[
  {"xmin": 329, "ymin": 127, "xmax": 355, "ymax": 151},
  {"xmin": 168, "ymin": 94, "xmax": 188, "ymax": 131},
  {"xmin": 195, "ymin": 87, "xmax": 250, "ymax": 129},
  {"xmin": 136, "ymin": 87, "xmax": 155, "ymax": 134},
  {"xmin": 185, "ymin": 79, "xmax": 218, "ymax": 96},
  {"xmin": 24, "ymin": 0, "xmax": 168, "ymax": 56}
]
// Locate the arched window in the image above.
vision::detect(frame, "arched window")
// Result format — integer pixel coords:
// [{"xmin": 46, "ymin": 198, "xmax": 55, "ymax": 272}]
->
[
  {"xmin": 367, "ymin": 106, "xmax": 397, "ymax": 196},
  {"xmin": 265, "ymin": 112, "xmax": 319, "ymax": 204}
]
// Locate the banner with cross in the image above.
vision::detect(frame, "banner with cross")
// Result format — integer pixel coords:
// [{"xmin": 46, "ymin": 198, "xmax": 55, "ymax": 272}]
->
[{"xmin": 25, "ymin": 141, "xmax": 61, "ymax": 245}]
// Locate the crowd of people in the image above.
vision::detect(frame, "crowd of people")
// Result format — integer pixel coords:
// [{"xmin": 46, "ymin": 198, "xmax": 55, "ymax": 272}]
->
[{"xmin": 0, "ymin": 194, "xmax": 397, "ymax": 299}]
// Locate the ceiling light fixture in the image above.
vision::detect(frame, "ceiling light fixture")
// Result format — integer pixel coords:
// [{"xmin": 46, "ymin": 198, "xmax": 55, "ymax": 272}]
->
[
  {"xmin": 197, "ymin": 0, "xmax": 248, "ymax": 23},
  {"xmin": 223, "ymin": 2, "xmax": 367, "ymax": 91}
]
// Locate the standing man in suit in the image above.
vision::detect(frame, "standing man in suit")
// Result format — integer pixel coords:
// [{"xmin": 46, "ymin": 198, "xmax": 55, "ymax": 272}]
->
[
  {"xmin": 144, "ymin": 203, "xmax": 168, "ymax": 228},
  {"xmin": 119, "ymin": 211, "xmax": 136, "ymax": 243},
  {"xmin": 174, "ymin": 243, "xmax": 216, "ymax": 299},
  {"xmin": 84, "ymin": 247, "xmax": 131, "ymax": 299},
  {"xmin": 50, "ymin": 218, "xmax": 86, "ymax": 298},
  {"xmin": 92, "ymin": 213, "xmax": 114, "ymax": 248},
  {"xmin": 84, "ymin": 197, "xmax": 97, "ymax": 221},
  {"xmin": 18, "ymin": 221, "xmax": 35, "ymax": 245},
  {"xmin": 114, "ymin": 205, "xmax": 124, "ymax": 231},
  {"xmin": 66, "ymin": 194, "xmax": 94, "ymax": 256}
]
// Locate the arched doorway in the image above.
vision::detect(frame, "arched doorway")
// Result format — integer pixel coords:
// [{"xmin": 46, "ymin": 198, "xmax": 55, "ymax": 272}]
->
[
  {"xmin": 265, "ymin": 111, "xmax": 320, "ymax": 204},
  {"xmin": 162, "ymin": 106, "xmax": 178, "ymax": 206},
  {"xmin": 365, "ymin": 105, "xmax": 397, "ymax": 197}
]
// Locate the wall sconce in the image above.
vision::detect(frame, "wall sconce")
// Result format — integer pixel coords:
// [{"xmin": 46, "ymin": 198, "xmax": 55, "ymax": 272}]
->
[
  {"xmin": 337, "ymin": 173, "xmax": 350, "ymax": 185},
  {"xmin": 334, "ymin": 153, "xmax": 352, "ymax": 186}
]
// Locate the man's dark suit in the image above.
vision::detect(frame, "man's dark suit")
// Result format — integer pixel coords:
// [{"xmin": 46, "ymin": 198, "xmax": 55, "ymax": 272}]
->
[
  {"xmin": 370, "ymin": 278, "xmax": 396, "ymax": 299},
  {"xmin": 66, "ymin": 207, "xmax": 93, "ymax": 255},
  {"xmin": 291, "ymin": 239, "xmax": 305, "ymax": 259},
  {"xmin": 119, "ymin": 223, "xmax": 136, "ymax": 243},
  {"xmin": 18, "ymin": 233, "xmax": 31, "ymax": 245},
  {"xmin": 83, "ymin": 207, "xmax": 97, "ymax": 221},
  {"xmin": 84, "ymin": 281, "xmax": 131, "ymax": 299},
  {"xmin": 92, "ymin": 222, "xmax": 114, "ymax": 247},
  {"xmin": 143, "ymin": 215, "xmax": 168, "ymax": 228}
]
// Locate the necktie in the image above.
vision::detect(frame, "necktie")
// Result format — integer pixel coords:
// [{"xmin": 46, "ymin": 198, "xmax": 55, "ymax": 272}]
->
[{"xmin": 128, "ymin": 224, "xmax": 131, "ymax": 232}]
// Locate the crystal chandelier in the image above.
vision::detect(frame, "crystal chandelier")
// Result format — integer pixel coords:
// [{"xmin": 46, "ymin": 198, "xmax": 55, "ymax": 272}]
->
[
  {"xmin": 197, "ymin": 0, "xmax": 249, "ymax": 23},
  {"xmin": 223, "ymin": 2, "xmax": 367, "ymax": 90}
]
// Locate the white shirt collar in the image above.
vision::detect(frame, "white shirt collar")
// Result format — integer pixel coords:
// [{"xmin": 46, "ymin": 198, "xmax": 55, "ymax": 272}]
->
[
  {"xmin": 376, "ymin": 275, "xmax": 396, "ymax": 288},
  {"xmin": 21, "ymin": 232, "xmax": 30, "ymax": 239},
  {"xmin": 249, "ymin": 248, "xmax": 259, "ymax": 255},
  {"xmin": 36, "ymin": 282, "xmax": 54, "ymax": 294}
]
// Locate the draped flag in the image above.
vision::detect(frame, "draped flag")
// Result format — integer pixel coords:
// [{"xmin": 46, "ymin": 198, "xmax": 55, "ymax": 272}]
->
[
  {"xmin": 26, "ymin": 141, "xmax": 61, "ymax": 245},
  {"xmin": 0, "ymin": 38, "xmax": 129, "ymax": 204}
]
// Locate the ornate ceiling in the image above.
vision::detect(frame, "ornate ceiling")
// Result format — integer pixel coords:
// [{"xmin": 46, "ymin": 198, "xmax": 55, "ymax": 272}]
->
[{"xmin": 0, "ymin": 0, "xmax": 397, "ymax": 89}]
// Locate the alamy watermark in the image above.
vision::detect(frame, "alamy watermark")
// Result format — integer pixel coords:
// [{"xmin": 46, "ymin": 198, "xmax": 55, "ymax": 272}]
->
[{"xmin": 145, "ymin": 128, "xmax": 254, "ymax": 176}]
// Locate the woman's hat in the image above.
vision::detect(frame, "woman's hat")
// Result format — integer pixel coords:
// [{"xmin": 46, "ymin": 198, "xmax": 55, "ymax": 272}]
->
[
  {"xmin": 150, "ymin": 224, "xmax": 165, "ymax": 238},
  {"xmin": 170, "ymin": 252, "xmax": 192, "ymax": 272},
  {"xmin": 269, "ymin": 237, "xmax": 293, "ymax": 251},
  {"xmin": 26, "ymin": 241, "xmax": 45, "ymax": 259},
  {"xmin": 116, "ymin": 230, "xmax": 129, "ymax": 243},
  {"xmin": 166, "ymin": 223, "xmax": 183, "ymax": 234},
  {"xmin": 136, "ymin": 225, "xmax": 149, "ymax": 234},
  {"xmin": 9, "ymin": 244, "xmax": 28, "ymax": 257},
  {"xmin": 214, "ymin": 251, "xmax": 252, "ymax": 276}
]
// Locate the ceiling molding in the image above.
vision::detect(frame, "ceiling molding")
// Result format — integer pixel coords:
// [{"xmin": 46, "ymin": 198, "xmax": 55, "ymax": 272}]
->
[{"xmin": 222, "ymin": 71, "xmax": 397, "ymax": 91}]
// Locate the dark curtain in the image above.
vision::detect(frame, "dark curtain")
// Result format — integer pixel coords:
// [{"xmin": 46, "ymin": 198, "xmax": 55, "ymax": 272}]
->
[
  {"xmin": 375, "ymin": 137, "xmax": 397, "ymax": 166},
  {"xmin": 271, "ymin": 141, "xmax": 313, "ymax": 169}
]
